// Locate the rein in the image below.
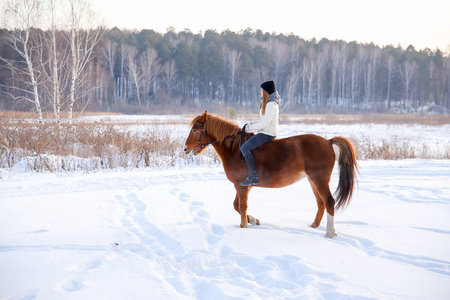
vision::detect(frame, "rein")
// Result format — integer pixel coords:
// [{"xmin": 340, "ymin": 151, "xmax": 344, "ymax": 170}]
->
[{"xmin": 195, "ymin": 121, "xmax": 244, "ymax": 150}]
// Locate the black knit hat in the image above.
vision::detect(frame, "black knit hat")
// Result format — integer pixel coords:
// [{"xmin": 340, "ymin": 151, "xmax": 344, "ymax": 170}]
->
[{"xmin": 260, "ymin": 80, "xmax": 276, "ymax": 95}]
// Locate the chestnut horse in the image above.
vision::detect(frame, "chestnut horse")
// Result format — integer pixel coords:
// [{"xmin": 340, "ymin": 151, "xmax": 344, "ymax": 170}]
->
[{"xmin": 184, "ymin": 111, "xmax": 358, "ymax": 238}]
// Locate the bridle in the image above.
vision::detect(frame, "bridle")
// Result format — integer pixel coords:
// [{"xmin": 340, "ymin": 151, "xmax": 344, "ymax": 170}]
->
[{"xmin": 194, "ymin": 121, "xmax": 219, "ymax": 150}]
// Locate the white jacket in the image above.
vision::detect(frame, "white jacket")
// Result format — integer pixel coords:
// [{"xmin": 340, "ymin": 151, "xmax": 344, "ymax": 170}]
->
[{"xmin": 246, "ymin": 92, "xmax": 280, "ymax": 137}]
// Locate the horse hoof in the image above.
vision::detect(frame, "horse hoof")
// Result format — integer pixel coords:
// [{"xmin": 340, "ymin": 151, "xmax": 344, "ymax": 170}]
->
[
  {"xmin": 310, "ymin": 223, "xmax": 320, "ymax": 229},
  {"xmin": 247, "ymin": 215, "xmax": 260, "ymax": 226},
  {"xmin": 325, "ymin": 232, "xmax": 338, "ymax": 238}
]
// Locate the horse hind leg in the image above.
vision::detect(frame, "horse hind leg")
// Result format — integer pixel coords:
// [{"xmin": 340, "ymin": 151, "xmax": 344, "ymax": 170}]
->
[
  {"xmin": 325, "ymin": 209, "xmax": 337, "ymax": 239},
  {"xmin": 308, "ymin": 178, "xmax": 325, "ymax": 228},
  {"xmin": 309, "ymin": 178, "xmax": 338, "ymax": 238}
]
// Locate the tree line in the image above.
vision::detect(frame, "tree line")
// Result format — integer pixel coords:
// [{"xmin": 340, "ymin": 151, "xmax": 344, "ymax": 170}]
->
[{"xmin": 1, "ymin": 1, "xmax": 449, "ymax": 121}]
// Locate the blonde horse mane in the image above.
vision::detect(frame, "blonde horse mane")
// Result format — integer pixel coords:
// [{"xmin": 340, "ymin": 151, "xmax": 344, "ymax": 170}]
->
[{"xmin": 190, "ymin": 113, "xmax": 243, "ymax": 151}]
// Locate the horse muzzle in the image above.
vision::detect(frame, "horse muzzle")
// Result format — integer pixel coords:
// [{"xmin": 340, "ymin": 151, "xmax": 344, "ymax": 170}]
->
[{"xmin": 184, "ymin": 146, "xmax": 198, "ymax": 155}]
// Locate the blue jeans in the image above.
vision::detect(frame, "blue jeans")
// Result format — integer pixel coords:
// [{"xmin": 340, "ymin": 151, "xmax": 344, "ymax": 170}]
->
[{"xmin": 240, "ymin": 133, "xmax": 275, "ymax": 158}]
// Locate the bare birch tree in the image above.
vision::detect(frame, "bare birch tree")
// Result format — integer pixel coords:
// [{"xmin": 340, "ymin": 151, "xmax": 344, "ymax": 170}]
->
[
  {"xmin": 339, "ymin": 43, "xmax": 348, "ymax": 102},
  {"xmin": 118, "ymin": 43, "xmax": 128, "ymax": 101},
  {"xmin": 38, "ymin": 0, "xmax": 70, "ymax": 124},
  {"xmin": 355, "ymin": 46, "xmax": 370, "ymax": 106},
  {"xmin": 125, "ymin": 45, "xmax": 142, "ymax": 106},
  {"xmin": 399, "ymin": 61, "xmax": 418, "ymax": 109},
  {"xmin": 443, "ymin": 57, "xmax": 450, "ymax": 110},
  {"xmin": 285, "ymin": 65, "xmax": 302, "ymax": 110},
  {"xmin": 222, "ymin": 47, "xmax": 241, "ymax": 103},
  {"xmin": 2, "ymin": 0, "xmax": 43, "ymax": 123},
  {"xmin": 330, "ymin": 43, "xmax": 340, "ymax": 104},
  {"xmin": 141, "ymin": 48, "xmax": 161, "ymax": 102},
  {"xmin": 358, "ymin": 47, "xmax": 372, "ymax": 104},
  {"xmin": 100, "ymin": 40, "xmax": 117, "ymax": 100},
  {"xmin": 384, "ymin": 54, "xmax": 396, "ymax": 110},
  {"xmin": 364, "ymin": 63, "xmax": 373, "ymax": 104},
  {"xmin": 351, "ymin": 58, "xmax": 361, "ymax": 107},
  {"xmin": 316, "ymin": 45, "xmax": 329, "ymax": 107},
  {"xmin": 268, "ymin": 38, "xmax": 289, "ymax": 84},
  {"xmin": 369, "ymin": 47, "xmax": 381, "ymax": 103},
  {"xmin": 48, "ymin": 0, "xmax": 61, "ymax": 123},
  {"xmin": 303, "ymin": 47, "xmax": 317, "ymax": 105},
  {"xmin": 66, "ymin": 0, "xmax": 103, "ymax": 123},
  {"xmin": 163, "ymin": 59, "xmax": 177, "ymax": 105}
]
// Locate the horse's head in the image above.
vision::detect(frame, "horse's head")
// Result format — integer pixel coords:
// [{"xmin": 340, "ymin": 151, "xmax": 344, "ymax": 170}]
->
[{"xmin": 184, "ymin": 111, "xmax": 210, "ymax": 155}]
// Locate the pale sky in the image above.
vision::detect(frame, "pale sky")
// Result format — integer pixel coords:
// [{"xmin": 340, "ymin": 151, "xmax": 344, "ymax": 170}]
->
[{"xmin": 93, "ymin": 0, "xmax": 450, "ymax": 51}]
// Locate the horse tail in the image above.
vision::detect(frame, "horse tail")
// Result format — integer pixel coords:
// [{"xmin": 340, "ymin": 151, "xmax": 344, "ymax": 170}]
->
[{"xmin": 330, "ymin": 137, "xmax": 359, "ymax": 211}]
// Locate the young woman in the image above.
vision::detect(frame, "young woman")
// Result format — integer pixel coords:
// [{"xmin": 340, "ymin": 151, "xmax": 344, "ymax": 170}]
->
[{"xmin": 240, "ymin": 80, "xmax": 280, "ymax": 186}]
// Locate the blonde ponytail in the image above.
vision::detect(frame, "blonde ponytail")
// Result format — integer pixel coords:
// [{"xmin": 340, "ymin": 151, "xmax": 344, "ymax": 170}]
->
[{"xmin": 259, "ymin": 89, "xmax": 270, "ymax": 115}]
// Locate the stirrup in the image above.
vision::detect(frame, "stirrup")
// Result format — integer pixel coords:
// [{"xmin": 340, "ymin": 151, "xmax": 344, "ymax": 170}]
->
[{"xmin": 240, "ymin": 176, "xmax": 259, "ymax": 186}]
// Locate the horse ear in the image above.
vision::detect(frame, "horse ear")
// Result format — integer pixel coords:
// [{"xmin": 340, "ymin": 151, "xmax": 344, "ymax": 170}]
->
[{"xmin": 198, "ymin": 110, "xmax": 207, "ymax": 122}]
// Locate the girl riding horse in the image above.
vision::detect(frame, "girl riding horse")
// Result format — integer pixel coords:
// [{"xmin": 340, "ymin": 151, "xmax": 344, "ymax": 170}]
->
[{"xmin": 241, "ymin": 80, "xmax": 280, "ymax": 186}]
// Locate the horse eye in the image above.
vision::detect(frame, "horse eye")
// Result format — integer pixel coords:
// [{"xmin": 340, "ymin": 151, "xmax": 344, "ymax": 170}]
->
[{"xmin": 192, "ymin": 129, "xmax": 197, "ymax": 133}]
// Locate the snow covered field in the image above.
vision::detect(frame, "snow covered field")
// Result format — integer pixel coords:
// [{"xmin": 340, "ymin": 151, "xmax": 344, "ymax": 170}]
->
[
  {"xmin": 1, "ymin": 159, "xmax": 450, "ymax": 299},
  {"xmin": 1, "ymin": 114, "xmax": 449, "ymax": 299}
]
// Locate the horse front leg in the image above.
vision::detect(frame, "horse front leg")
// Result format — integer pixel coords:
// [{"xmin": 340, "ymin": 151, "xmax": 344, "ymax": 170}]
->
[
  {"xmin": 233, "ymin": 189, "xmax": 260, "ymax": 227},
  {"xmin": 232, "ymin": 192, "xmax": 247, "ymax": 227},
  {"xmin": 234, "ymin": 198, "xmax": 260, "ymax": 226},
  {"xmin": 234, "ymin": 195, "xmax": 260, "ymax": 225},
  {"xmin": 234, "ymin": 186, "xmax": 259, "ymax": 228}
]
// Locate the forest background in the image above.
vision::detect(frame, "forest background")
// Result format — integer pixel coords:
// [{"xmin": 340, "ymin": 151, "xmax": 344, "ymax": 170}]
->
[{"xmin": 1, "ymin": 0, "xmax": 449, "ymax": 123}]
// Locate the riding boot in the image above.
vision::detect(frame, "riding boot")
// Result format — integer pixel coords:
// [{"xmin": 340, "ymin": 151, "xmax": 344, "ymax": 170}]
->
[{"xmin": 241, "ymin": 153, "xmax": 259, "ymax": 186}]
